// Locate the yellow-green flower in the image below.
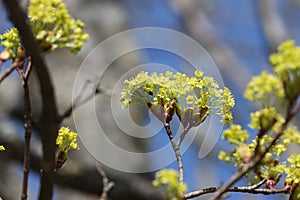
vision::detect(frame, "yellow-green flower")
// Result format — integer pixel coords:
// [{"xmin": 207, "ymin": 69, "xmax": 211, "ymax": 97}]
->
[
  {"xmin": 0, "ymin": 28, "xmax": 21, "ymax": 59},
  {"xmin": 56, "ymin": 126, "xmax": 79, "ymax": 152},
  {"xmin": 153, "ymin": 169, "xmax": 187, "ymax": 200},
  {"xmin": 269, "ymin": 40, "xmax": 300, "ymax": 105},
  {"xmin": 222, "ymin": 125, "xmax": 249, "ymax": 146},
  {"xmin": 249, "ymin": 107, "xmax": 285, "ymax": 133},
  {"xmin": 0, "ymin": 145, "xmax": 5, "ymax": 151},
  {"xmin": 28, "ymin": 0, "xmax": 88, "ymax": 53},
  {"xmin": 0, "ymin": 0, "xmax": 88, "ymax": 58},
  {"xmin": 244, "ymin": 71, "xmax": 284, "ymax": 105},
  {"xmin": 55, "ymin": 127, "xmax": 79, "ymax": 170},
  {"xmin": 120, "ymin": 70, "xmax": 234, "ymax": 126}
]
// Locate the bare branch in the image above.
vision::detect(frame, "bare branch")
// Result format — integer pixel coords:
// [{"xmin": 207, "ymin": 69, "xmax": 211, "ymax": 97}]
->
[
  {"xmin": 2, "ymin": 1, "xmax": 59, "ymax": 199},
  {"xmin": 164, "ymin": 123, "xmax": 184, "ymax": 183},
  {"xmin": 178, "ymin": 125, "xmax": 192, "ymax": 147},
  {"xmin": 258, "ymin": 0, "xmax": 287, "ymax": 52},
  {"xmin": 59, "ymin": 77, "xmax": 112, "ymax": 122},
  {"xmin": 96, "ymin": 164, "xmax": 114, "ymax": 200},
  {"xmin": 0, "ymin": 61, "xmax": 18, "ymax": 84},
  {"xmin": 16, "ymin": 58, "xmax": 33, "ymax": 200}
]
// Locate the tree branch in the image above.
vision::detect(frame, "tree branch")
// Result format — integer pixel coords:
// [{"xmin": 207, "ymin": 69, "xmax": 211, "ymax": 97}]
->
[
  {"xmin": 257, "ymin": 0, "xmax": 287, "ymax": 52},
  {"xmin": 96, "ymin": 164, "xmax": 114, "ymax": 200},
  {"xmin": 183, "ymin": 180, "xmax": 289, "ymax": 199},
  {"xmin": 0, "ymin": 61, "xmax": 18, "ymax": 84},
  {"xmin": 210, "ymin": 102, "xmax": 300, "ymax": 200},
  {"xmin": 164, "ymin": 122, "xmax": 184, "ymax": 183},
  {"xmin": 2, "ymin": 1, "xmax": 59, "ymax": 199},
  {"xmin": 59, "ymin": 77, "xmax": 111, "ymax": 122},
  {"xmin": 16, "ymin": 57, "xmax": 33, "ymax": 200},
  {"xmin": 178, "ymin": 125, "xmax": 192, "ymax": 147}
]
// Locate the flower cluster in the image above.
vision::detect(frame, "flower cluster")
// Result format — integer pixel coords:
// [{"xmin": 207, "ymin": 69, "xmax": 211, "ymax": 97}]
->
[
  {"xmin": 28, "ymin": 0, "xmax": 88, "ymax": 53},
  {"xmin": 55, "ymin": 127, "xmax": 79, "ymax": 170},
  {"xmin": 121, "ymin": 70, "xmax": 234, "ymax": 126},
  {"xmin": 0, "ymin": 0, "xmax": 88, "ymax": 60},
  {"xmin": 56, "ymin": 126, "xmax": 79, "ymax": 152},
  {"xmin": 249, "ymin": 107, "xmax": 285, "ymax": 133},
  {"xmin": 285, "ymin": 154, "xmax": 300, "ymax": 186},
  {"xmin": 219, "ymin": 40, "xmax": 300, "ymax": 189},
  {"xmin": 269, "ymin": 40, "xmax": 300, "ymax": 106},
  {"xmin": 0, "ymin": 28, "xmax": 21, "ymax": 60},
  {"xmin": 219, "ymin": 120, "xmax": 300, "ymax": 183},
  {"xmin": 0, "ymin": 145, "xmax": 5, "ymax": 151},
  {"xmin": 244, "ymin": 71, "xmax": 284, "ymax": 106},
  {"xmin": 152, "ymin": 169, "xmax": 187, "ymax": 200}
]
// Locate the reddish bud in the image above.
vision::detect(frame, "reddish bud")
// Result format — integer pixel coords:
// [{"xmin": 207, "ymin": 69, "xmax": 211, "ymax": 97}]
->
[
  {"xmin": 265, "ymin": 180, "xmax": 276, "ymax": 188},
  {"xmin": 55, "ymin": 151, "xmax": 67, "ymax": 171},
  {"xmin": 0, "ymin": 51, "xmax": 11, "ymax": 62},
  {"xmin": 164, "ymin": 113, "xmax": 173, "ymax": 123}
]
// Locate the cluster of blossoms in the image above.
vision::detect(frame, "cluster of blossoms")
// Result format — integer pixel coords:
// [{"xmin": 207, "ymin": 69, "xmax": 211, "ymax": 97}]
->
[
  {"xmin": 152, "ymin": 169, "xmax": 187, "ymax": 200},
  {"xmin": 269, "ymin": 40, "xmax": 300, "ymax": 106},
  {"xmin": 121, "ymin": 70, "xmax": 234, "ymax": 199},
  {"xmin": 244, "ymin": 71, "xmax": 284, "ymax": 107},
  {"xmin": 0, "ymin": 0, "xmax": 88, "ymax": 61},
  {"xmin": 0, "ymin": 28, "xmax": 21, "ymax": 59},
  {"xmin": 28, "ymin": 0, "xmax": 88, "ymax": 53},
  {"xmin": 121, "ymin": 70, "xmax": 234, "ymax": 127},
  {"xmin": 55, "ymin": 127, "xmax": 79, "ymax": 170},
  {"xmin": 0, "ymin": 145, "xmax": 5, "ymax": 151},
  {"xmin": 219, "ymin": 40, "xmax": 300, "ymax": 192},
  {"xmin": 56, "ymin": 126, "xmax": 79, "ymax": 152}
]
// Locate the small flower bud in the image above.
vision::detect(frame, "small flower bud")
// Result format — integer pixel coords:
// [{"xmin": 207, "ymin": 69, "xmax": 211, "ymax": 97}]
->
[
  {"xmin": 236, "ymin": 144, "xmax": 251, "ymax": 164},
  {"xmin": 164, "ymin": 113, "xmax": 173, "ymax": 123},
  {"xmin": 265, "ymin": 180, "xmax": 276, "ymax": 188},
  {"xmin": 0, "ymin": 50, "xmax": 11, "ymax": 62},
  {"xmin": 16, "ymin": 46, "xmax": 25, "ymax": 59},
  {"xmin": 55, "ymin": 151, "xmax": 67, "ymax": 171}
]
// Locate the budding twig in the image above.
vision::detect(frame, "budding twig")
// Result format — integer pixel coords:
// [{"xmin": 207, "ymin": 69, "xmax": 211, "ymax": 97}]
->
[
  {"xmin": 0, "ymin": 62, "xmax": 18, "ymax": 84},
  {"xmin": 210, "ymin": 102, "xmax": 300, "ymax": 200},
  {"xmin": 183, "ymin": 179, "xmax": 289, "ymax": 199}
]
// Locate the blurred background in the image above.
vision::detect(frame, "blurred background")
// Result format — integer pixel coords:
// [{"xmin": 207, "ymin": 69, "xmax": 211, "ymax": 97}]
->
[{"xmin": 0, "ymin": 0, "xmax": 300, "ymax": 199}]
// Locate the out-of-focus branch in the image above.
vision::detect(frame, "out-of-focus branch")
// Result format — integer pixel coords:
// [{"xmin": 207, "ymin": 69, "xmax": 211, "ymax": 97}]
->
[
  {"xmin": 257, "ymin": 0, "xmax": 287, "ymax": 53},
  {"xmin": 2, "ymin": 1, "xmax": 59, "ymax": 199},
  {"xmin": 0, "ymin": 62, "xmax": 18, "ymax": 84},
  {"xmin": 96, "ymin": 164, "xmax": 114, "ymax": 200},
  {"xmin": 16, "ymin": 57, "xmax": 33, "ymax": 200},
  {"xmin": 0, "ymin": 130, "xmax": 163, "ymax": 200},
  {"xmin": 59, "ymin": 77, "xmax": 112, "ymax": 122},
  {"xmin": 168, "ymin": 0, "xmax": 251, "ymax": 92}
]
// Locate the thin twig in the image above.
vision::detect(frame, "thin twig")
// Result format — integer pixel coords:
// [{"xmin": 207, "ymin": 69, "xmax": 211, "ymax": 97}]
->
[
  {"xmin": 24, "ymin": 57, "xmax": 32, "ymax": 79},
  {"xmin": 18, "ymin": 57, "xmax": 32, "ymax": 200},
  {"xmin": 210, "ymin": 102, "xmax": 300, "ymax": 200},
  {"xmin": 96, "ymin": 164, "xmax": 114, "ymax": 200},
  {"xmin": 0, "ymin": 62, "xmax": 18, "ymax": 84},
  {"xmin": 3, "ymin": 1, "xmax": 59, "ymax": 199},
  {"xmin": 59, "ymin": 77, "xmax": 111, "ymax": 122},
  {"xmin": 164, "ymin": 123, "xmax": 184, "ymax": 183},
  {"xmin": 183, "ymin": 180, "xmax": 289, "ymax": 199},
  {"xmin": 178, "ymin": 125, "xmax": 192, "ymax": 146}
]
